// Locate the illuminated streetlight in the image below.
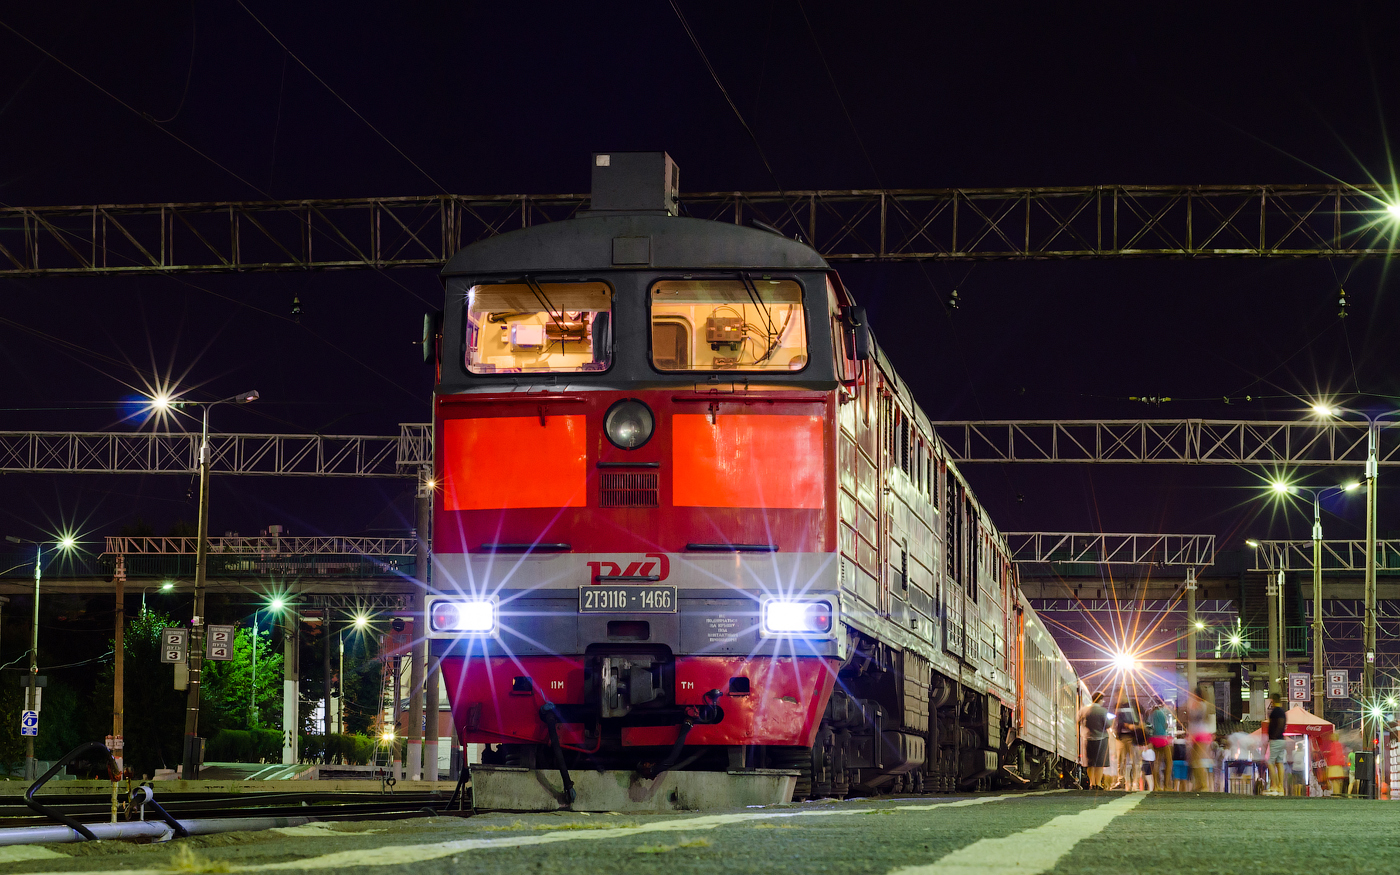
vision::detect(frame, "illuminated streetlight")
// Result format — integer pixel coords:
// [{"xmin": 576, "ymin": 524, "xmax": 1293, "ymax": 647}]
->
[
  {"xmin": 353, "ymin": 613, "xmax": 370, "ymax": 629},
  {"xmin": 1388, "ymin": 203, "xmax": 1400, "ymax": 219},
  {"xmin": 1112, "ymin": 652, "xmax": 1139, "ymax": 672},
  {"xmin": 157, "ymin": 389, "xmax": 260, "ymax": 778},
  {"xmin": 1271, "ymin": 480, "xmax": 1292, "ymax": 495},
  {"xmin": 269, "ymin": 597, "xmax": 286, "ymax": 613},
  {"xmin": 4, "ymin": 533, "xmax": 78, "ymax": 779},
  {"xmin": 1312, "ymin": 403, "xmax": 1337, "ymax": 417},
  {"xmin": 1246, "ymin": 539, "xmax": 1260, "ymax": 548},
  {"xmin": 1194, "ymin": 621, "xmax": 1206, "ymax": 630}
]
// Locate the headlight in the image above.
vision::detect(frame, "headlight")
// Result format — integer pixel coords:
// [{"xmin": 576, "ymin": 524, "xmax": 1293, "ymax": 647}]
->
[
  {"xmin": 604, "ymin": 399, "xmax": 654, "ymax": 449},
  {"xmin": 762, "ymin": 598, "xmax": 834, "ymax": 637},
  {"xmin": 428, "ymin": 597, "xmax": 497, "ymax": 636}
]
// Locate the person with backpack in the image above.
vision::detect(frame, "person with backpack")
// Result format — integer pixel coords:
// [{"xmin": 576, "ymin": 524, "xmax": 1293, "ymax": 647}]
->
[
  {"xmin": 1077, "ymin": 691, "xmax": 1111, "ymax": 789},
  {"xmin": 1114, "ymin": 695, "xmax": 1141, "ymax": 790}
]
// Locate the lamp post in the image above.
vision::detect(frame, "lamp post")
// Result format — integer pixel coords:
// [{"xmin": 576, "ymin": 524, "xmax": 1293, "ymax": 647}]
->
[
  {"xmin": 1273, "ymin": 481, "xmax": 1360, "ymax": 717},
  {"xmin": 159, "ymin": 389, "xmax": 259, "ymax": 779},
  {"xmin": 1313, "ymin": 405, "xmax": 1398, "ymax": 784},
  {"xmin": 4, "ymin": 533, "xmax": 76, "ymax": 780}
]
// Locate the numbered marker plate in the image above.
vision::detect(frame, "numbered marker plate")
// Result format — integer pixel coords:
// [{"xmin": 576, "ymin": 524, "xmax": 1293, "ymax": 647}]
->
[{"xmin": 579, "ymin": 585, "xmax": 677, "ymax": 613}]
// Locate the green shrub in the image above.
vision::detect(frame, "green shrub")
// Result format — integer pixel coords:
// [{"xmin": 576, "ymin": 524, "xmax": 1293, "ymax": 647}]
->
[{"xmin": 205, "ymin": 728, "xmax": 281, "ymax": 763}]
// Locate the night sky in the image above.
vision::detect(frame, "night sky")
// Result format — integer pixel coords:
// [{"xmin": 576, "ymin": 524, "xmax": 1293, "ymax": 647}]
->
[{"xmin": 4, "ymin": 1, "xmax": 1400, "ymax": 550}]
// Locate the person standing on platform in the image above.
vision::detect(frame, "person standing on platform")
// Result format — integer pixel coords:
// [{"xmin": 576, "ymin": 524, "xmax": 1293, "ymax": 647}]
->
[
  {"xmin": 1265, "ymin": 696, "xmax": 1288, "ymax": 796},
  {"xmin": 1113, "ymin": 696, "xmax": 1141, "ymax": 790},
  {"xmin": 1149, "ymin": 699, "xmax": 1172, "ymax": 791},
  {"xmin": 1077, "ymin": 691, "xmax": 1111, "ymax": 790}
]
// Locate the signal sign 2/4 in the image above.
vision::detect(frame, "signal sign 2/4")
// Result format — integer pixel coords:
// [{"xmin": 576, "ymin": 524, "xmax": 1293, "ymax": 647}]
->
[{"xmin": 206, "ymin": 624, "xmax": 235, "ymax": 661}]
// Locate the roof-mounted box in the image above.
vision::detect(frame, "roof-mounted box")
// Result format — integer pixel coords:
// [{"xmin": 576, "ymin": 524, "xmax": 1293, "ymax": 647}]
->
[{"xmin": 589, "ymin": 152, "xmax": 679, "ymax": 216}]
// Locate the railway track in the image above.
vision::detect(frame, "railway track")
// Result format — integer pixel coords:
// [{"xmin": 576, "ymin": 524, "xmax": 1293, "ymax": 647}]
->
[{"xmin": 0, "ymin": 789, "xmax": 471, "ymax": 831}]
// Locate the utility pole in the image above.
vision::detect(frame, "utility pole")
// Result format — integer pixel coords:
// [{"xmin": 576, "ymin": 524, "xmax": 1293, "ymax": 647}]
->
[
  {"xmin": 182, "ymin": 405, "xmax": 212, "ymax": 779},
  {"xmin": 407, "ymin": 478, "xmax": 431, "ymax": 782},
  {"xmin": 1267, "ymin": 571, "xmax": 1281, "ymax": 700},
  {"xmin": 1186, "ymin": 567, "xmax": 1198, "ymax": 695},
  {"xmin": 27, "ymin": 544, "xmax": 41, "ymax": 780},
  {"xmin": 283, "ymin": 608, "xmax": 299, "ymax": 766},
  {"xmin": 1363, "ymin": 419, "xmax": 1379, "ymax": 783},
  {"xmin": 177, "ymin": 390, "xmax": 258, "ymax": 780},
  {"xmin": 1312, "ymin": 495, "xmax": 1325, "ymax": 717},
  {"xmin": 111, "ymin": 555, "xmax": 125, "ymax": 822},
  {"xmin": 322, "ymin": 599, "xmax": 333, "ymax": 741}
]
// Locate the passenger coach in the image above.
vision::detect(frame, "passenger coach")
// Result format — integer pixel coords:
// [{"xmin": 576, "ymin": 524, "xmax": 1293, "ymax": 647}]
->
[{"xmin": 425, "ymin": 153, "xmax": 1083, "ymax": 805}]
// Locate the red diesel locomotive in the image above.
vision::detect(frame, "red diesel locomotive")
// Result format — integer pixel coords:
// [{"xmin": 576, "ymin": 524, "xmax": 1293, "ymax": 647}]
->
[{"xmin": 426, "ymin": 153, "xmax": 1084, "ymax": 805}]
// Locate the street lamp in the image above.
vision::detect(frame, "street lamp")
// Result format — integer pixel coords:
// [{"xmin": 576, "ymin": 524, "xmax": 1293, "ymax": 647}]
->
[
  {"xmin": 1271, "ymin": 479, "xmax": 1360, "ymax": 717},
  {"xmin": 250, "ymin": 597, "xmax": 287, "ymax": 729},
  {"xmin": 159, "ymin": 389, "xmax": 259, "ymax": 779},
  {"xmin": 3, "ymin": 533, "xmax": 77, "ymax": 780},
  {"xmin": 1313, "ymin": 404, "xmax": 1400, "ymax": 792}
]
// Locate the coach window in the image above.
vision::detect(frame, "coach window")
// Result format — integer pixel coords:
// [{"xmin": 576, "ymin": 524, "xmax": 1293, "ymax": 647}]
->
[
  {"xmin": 649, "ymin": 279, "xmax": 807, "ymax": 371},
  {"xmin": 464, "ymin": 281, "xmax": 612, "ymax": 374}
]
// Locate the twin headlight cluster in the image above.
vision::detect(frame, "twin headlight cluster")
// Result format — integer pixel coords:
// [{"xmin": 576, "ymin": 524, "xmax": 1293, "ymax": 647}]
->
[
  {"xmin": 425, "ymin": 596, "xmax": 835, "ymax": 639},
  {"xmin": 428, "ymin": 597, "xmax": 498, "ymax": 637},
  {"xmin": 760, "ymin": 598, "xmax": 834, "ymax": 638}
]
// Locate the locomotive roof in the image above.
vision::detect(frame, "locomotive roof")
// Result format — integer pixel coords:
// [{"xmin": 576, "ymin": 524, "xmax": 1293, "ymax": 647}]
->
[{"xmin": 441, "ymin": 213, "xmax": 829, "ymax": 277}]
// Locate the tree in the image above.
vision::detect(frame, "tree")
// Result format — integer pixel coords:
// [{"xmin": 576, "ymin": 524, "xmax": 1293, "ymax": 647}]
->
[
  {"xmin": 102, "ymin": 609, "xmax": 185, "ymax": 779},
  {"xmin": 201, "ymin": 627, "xmax": 282, "ymax": 732}
]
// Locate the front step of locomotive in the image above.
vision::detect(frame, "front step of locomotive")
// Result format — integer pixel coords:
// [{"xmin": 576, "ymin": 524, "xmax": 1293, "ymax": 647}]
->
[{"xmin": 469, "ymin": 764, "xmax": 800, "ymax": 813}]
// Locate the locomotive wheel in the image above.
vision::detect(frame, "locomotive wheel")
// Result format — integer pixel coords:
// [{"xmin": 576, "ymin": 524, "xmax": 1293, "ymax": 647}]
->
[{"xmin": 770, "ymin": 747, "xmax": 814, "ymax": 800}]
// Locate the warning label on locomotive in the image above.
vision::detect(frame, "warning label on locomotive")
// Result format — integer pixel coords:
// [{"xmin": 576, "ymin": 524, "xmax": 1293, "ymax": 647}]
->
[
  {"xmin": 704, "ymin": 616, "xmax": 740, "ymax": 644},
  {"xmin": 579, "ymin": 585, "xmax": 677, "ymax": 613}
]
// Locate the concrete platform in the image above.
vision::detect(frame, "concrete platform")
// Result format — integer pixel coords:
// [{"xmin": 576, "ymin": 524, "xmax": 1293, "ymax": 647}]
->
[
  {"xmin": 469, "ymin": 764, "xmax": 797, "ymax": 812},
  {"xmin": 0, "ymin": 778, "xmax": 460, "ymax": 796}
]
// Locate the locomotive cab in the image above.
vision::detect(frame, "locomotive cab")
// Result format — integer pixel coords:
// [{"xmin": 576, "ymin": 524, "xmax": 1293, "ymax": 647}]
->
[{"xmin": 425, "ymin": 153, "xmax": 1082, "ymax": 809}]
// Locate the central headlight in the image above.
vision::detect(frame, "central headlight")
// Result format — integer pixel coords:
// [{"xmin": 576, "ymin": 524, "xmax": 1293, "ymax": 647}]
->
[
  {"xmin": 761, "ymin": 598, "xmax": 835, "ymax": 638},
  {"xmin": 604, "ymin": 399, "xmax": 654, "ymax": 449},
  {"xmin": 427, "ymin": 597, "xmax": 498, "ymax": 636}
]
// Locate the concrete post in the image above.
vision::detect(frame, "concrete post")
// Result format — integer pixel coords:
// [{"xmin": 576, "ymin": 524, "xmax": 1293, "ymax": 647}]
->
[
  {"xmin": 424, "ymin": 659, "xmax": 440, "ymax": 782},
  {"xmin": 407, "ymin": 475, "xmax": 432, "ymax": 781},
  {"xmin": 1185, "ymin": 568, "xmax": 1198, "ymax": 694},
  {"xmin": 1312, "ymin": 498, "xmax": 1325, "ymax": 718},
  {"xmin": 283, "ymin": 610, "xmax": 299, "ymax": 765},
  {"xmin": 1267, "ymin": 571, "xmax": 1281, "ymax": 700}
]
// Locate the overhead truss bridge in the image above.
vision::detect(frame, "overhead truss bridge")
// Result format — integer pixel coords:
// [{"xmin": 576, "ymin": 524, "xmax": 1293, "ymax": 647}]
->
[
  {"xmin": 932, "ymin": 419, "xmax": 1400, "ymax": 466},
  {"xmin": 0, "ymin": 423, "xmax": 431, "ymax": 477},
  {"xmin": 1007, "ymin": 532, "xmax": 1215, "ymax": 566},
  {"xmin": 3, "ymin": 184, "xmax": 1399, "ymax": 276}
]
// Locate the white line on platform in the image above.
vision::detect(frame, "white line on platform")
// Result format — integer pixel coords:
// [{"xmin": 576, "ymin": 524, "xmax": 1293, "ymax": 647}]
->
[
  {"xmin": 22, "ymin": 790, "xmax": 1071, "ymax": 874},
  {"xmin": 885, "ymin": 792, "xmax": 1146, "ymax": 875}
]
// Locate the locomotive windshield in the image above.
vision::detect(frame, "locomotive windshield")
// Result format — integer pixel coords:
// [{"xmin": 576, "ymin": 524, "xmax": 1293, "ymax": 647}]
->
[
  {"xmin": 464, "ymin": 281, "xmax": 612, "ymax": 373},
  {"xmin": 650, "ymin": 278, "xmax": 807, "ymax": 371}
]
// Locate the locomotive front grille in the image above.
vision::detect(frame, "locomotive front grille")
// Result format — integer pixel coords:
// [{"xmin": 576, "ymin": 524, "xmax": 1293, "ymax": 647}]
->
[{"xmin": 600, "ymin": 472, "xmax": 659, "ymax": 508}]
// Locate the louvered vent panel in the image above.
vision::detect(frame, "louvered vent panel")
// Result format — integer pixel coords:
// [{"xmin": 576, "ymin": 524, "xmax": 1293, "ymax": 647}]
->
[{"xmin": 600, "ymin": 473, "xmax": 659, "ymax": 508}]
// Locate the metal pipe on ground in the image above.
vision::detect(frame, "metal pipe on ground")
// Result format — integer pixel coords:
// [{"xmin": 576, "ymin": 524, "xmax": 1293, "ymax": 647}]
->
[{"xmin": 0, "ymin": 816, "xmax": 315, "ymax": 846}]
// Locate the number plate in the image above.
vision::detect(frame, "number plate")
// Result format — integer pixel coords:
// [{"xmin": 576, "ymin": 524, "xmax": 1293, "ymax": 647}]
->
[{"xmin": 579, "ymin": 585, "xmax": 677, "ymax": 613}]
